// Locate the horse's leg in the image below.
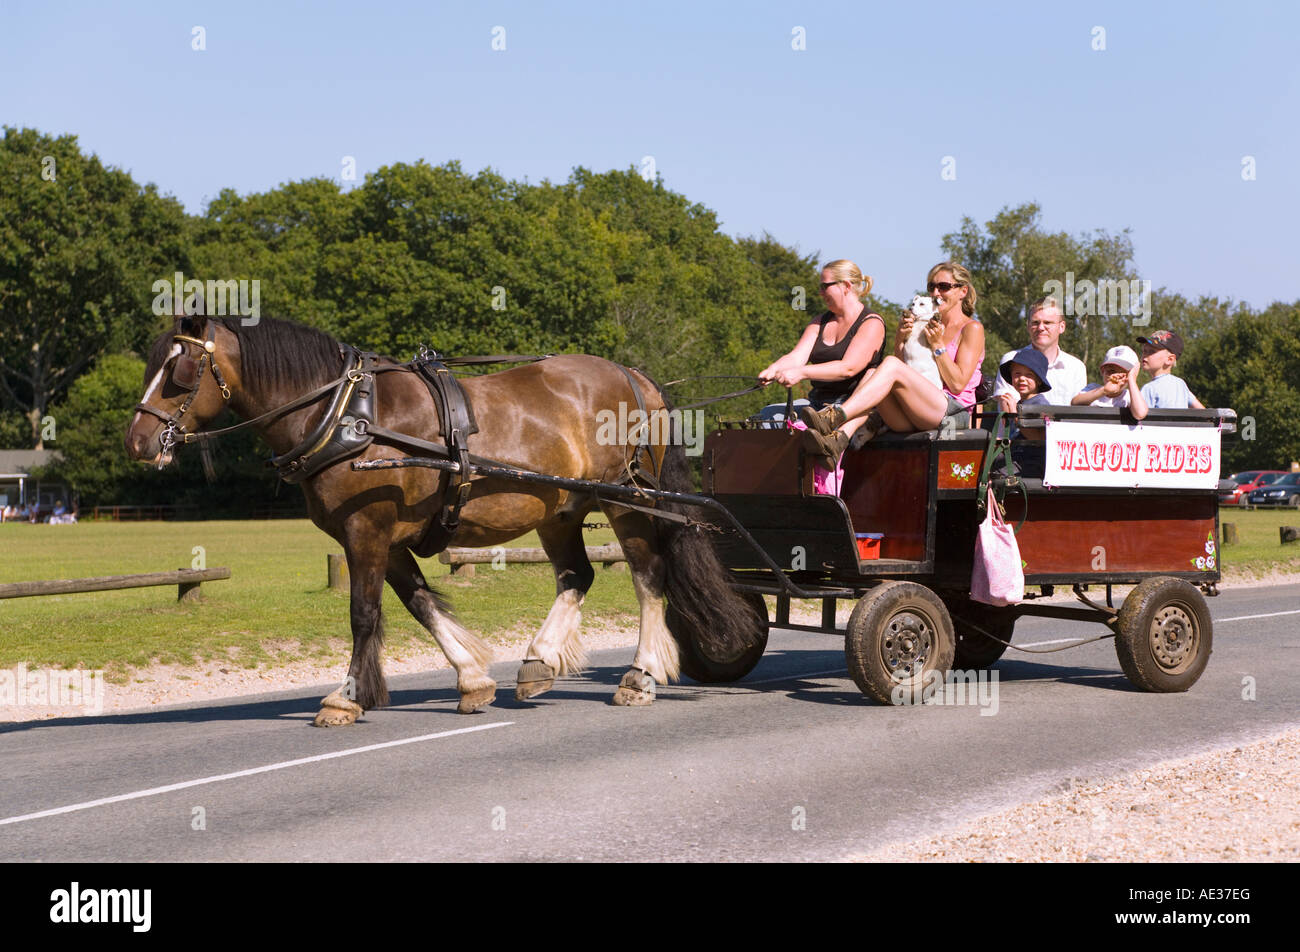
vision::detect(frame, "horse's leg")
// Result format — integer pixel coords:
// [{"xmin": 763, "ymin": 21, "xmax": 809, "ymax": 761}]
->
[
  {"xmin": 314, "ymin": 540, "xmax": 389, "ymax": 727},
  {"xmin": 599, "ymin": 501, "xmax": 679, "ymax": 707},
  {"xmin": 386, "ymin": 548, "xmax": 498, "ymax": 714},
  {"xmin": 515, "ymin": 516, "xmax": 595, "ymax": 700}
]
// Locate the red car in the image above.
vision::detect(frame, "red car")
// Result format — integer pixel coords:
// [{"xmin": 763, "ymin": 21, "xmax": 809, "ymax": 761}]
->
[{"xmin": 1220, "ymin": 470, "xmax": 1289, "ymax": 507}]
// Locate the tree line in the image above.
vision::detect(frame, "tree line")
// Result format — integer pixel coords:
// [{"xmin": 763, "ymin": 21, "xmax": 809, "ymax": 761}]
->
[{"xmin": 2, "ymin": 126, "xmax": 1295, "ymax": 510}]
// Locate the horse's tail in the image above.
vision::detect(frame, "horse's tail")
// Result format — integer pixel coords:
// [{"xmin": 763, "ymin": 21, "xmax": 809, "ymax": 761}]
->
[{"xmin": 650, "ymin": 392, "xmax": 764, "ymax": 663}]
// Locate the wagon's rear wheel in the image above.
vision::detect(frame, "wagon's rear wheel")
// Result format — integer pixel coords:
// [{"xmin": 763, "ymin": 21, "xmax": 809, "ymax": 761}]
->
[
  {"xmin": 1115, "ymin": 577, "xmax": 1212, "ymax": 692},
  {"xmin": 943, "ymin": 594, "xmax": 1015, "ymax": 669},
  {"xmin": 846, "ymin": 581, "xmax": 955, "ymax": 705},
  {"xmin": 669, "ymin": 592, "xmax": 769, "ymax": 683}
]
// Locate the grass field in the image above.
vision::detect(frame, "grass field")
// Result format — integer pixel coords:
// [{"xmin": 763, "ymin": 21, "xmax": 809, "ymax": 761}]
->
[
  {"xmin": 1, "ymin": 508, "xmax": 1296, "ymax": 678},
  {"xmin": 0, "ymin": 520, "xmax": 639, "ymax": 679}
]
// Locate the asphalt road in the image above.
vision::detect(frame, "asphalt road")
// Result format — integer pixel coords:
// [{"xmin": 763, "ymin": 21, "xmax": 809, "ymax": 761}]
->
[{"xmin": 2, "ymin": 582, "xmax": 1297, "ymax": 862}]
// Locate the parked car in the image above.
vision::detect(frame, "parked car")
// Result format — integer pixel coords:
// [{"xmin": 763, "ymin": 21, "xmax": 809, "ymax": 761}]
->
[
  {"xmin": 1221, "ymin": 470, "xmax": 1289, "ymax": 507},
  {"xmin": 1246, "ymin": 472, "xmax": 1300, "ymax": 508}
]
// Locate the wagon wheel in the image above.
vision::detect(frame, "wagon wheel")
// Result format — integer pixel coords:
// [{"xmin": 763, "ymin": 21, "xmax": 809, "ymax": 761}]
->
[
  {"xmin": 1115, "ymin": 577, "xmax": 1213, "ymax": 692},
  {"xmin": 945, "ymin": 597, "xmax": 1015, "ymax": 669},
  {"xmin": 669, "ymin": 592, "xmax": 769, "ymax": 683},
  {"xmin": 845, "ymin": 581, "xmax": 955, "ymax": 705}
]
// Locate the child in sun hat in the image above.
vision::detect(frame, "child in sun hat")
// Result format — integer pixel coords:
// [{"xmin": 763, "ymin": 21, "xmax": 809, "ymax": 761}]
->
[
  {"xmin": 995, "ymin": 346, "xmax": 1052, "ymax": 440},
  {"xmin": 1070, "ymin": 344, "xmax": 1149, "ymax": 420},
  {"xmin": 1136, "ymin": 330, "xmax": 1204, "ymax": 409}
]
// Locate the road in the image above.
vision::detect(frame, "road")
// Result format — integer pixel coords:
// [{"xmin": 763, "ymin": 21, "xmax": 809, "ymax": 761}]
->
[{"xmin": 1, "ymin": 582, "xmax": 1296, "ymax": 862}]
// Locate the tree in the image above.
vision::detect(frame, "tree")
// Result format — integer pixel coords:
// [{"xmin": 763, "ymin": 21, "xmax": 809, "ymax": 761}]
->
[
  {"xmin": 941, "ymin": 202, "xmax": 1141, "ymax": 372},
  {"xmin": 0, "ymin": 127, "xmax": 190, "ymax": 447}
]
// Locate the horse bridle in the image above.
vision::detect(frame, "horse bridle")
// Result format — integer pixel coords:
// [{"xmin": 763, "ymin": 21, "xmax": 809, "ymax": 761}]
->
[{"xmin": 134, "ymin": 329, "xmax": 233, "ymax": 457}]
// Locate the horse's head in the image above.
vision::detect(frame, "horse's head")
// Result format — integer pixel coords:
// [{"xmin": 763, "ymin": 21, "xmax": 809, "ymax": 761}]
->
[{"xmin": 125, "ymin": 315, "xmax": 239, "ymax": 466}]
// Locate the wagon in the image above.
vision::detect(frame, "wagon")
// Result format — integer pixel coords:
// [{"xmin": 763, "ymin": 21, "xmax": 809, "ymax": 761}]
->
[{"xmin": 675, "ymin": 403, "xmax": 1237, "ymax": 703}]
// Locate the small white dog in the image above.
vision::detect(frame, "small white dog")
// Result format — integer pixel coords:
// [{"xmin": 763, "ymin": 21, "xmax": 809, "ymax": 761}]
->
[{"xmin": 899, "ymin": 293, "xmax": 943, "ymax": 389}]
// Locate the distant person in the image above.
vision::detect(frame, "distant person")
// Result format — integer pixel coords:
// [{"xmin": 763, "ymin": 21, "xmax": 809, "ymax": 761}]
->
[
  {"xmin": 1071, "ymin": 345, "xmax": 1149, "ymax": 419},
  {"xmin": 993, "ymin": 297, "xmax": 1087, "ymax": 406},
  {"xmin": 1137, "ymin": 331, "xmax": 1204, "ymax": 409}
]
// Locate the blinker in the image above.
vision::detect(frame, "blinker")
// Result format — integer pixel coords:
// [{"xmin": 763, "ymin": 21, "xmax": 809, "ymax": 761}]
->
[{"xmin": 173, "ymin": 355, "xmax": 200, "ymax": 390}]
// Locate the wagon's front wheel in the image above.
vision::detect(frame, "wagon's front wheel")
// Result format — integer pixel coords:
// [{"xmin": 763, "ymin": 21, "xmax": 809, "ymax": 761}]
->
[
  {"xmin": 846, "ymin": 581, "xmax": 955, "ymax": 705},
  {"xmin": 669, "ymin": 592, "xmax": 769, "ymax": 683},
  {"xmin": 1115, "ymin": 577, "xmax": 1212, "ymax": 692}
]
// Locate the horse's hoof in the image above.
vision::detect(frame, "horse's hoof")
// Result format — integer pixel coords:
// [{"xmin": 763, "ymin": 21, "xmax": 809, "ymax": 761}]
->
[
  {"xmin": 457, "ymin": 685, "xmax": 497, "ymax": 714},
  {"xmin": 515, "ymin": 660, "xmax": 556, "ymax": 701},
  {"xmin": 611, "ymin": 668, "xmax": 655, "ymax": 707},
  {"xmin": 313, "ymin": 693, "xmax": 363, "ymax": 727}
]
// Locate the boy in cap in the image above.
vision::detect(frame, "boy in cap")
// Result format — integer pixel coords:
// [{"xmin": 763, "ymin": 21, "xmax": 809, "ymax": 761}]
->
[
  {"xmin": 996, "ymin": 346, "xmax": 1053, "ymax": 440},
  {"xmin": 1071, "ymin": 344, "xmax": 1149, "ymax": 419},
  {"xmin": 1136, "ymin": 331, "xmax": 1204, "ymax": 409}
]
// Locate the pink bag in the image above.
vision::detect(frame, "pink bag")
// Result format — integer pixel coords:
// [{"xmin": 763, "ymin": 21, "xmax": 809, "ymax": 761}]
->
[
  {"xmin": 786, "ymin": 418, "xmax": 843, "ymax": 495},
  {"xmin": 971, "ymin": 487, "xmax": 1023, "ymax": 606}
]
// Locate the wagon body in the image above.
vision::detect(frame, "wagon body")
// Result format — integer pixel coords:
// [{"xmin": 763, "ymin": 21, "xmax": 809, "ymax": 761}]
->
[{"xmin": 688, "ymin": 404, "xmax": 1234, "ymax": 700}]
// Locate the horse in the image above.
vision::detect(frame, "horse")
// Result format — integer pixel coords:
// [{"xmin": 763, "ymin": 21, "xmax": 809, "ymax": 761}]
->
[{"xmin": 125, "ymin": 314, "xmax": 763, "ymax": 726}]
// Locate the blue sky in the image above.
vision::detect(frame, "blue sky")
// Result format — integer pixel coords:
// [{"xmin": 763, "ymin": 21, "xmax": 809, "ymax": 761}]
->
[{"xmin": 4, "ymin": 0, "xmax": 1297, "ymax": 311}]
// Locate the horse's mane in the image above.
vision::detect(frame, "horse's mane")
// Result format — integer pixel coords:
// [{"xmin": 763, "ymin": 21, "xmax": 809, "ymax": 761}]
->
[{"xmin": 146, "ymin": 316, "xmax": 346, "ymax": 401}]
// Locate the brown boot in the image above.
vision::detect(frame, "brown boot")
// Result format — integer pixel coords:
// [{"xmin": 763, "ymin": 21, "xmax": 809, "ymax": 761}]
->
[
  {"xmin": 799, "ymin": 403, "xmax": 847, "ymax": 436},
  {"xmin": 801, "ymin": 428, "xmax": 850, "ymax": 470}
]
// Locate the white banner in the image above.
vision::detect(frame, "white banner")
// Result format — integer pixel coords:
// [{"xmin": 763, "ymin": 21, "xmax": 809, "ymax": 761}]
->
[{"xmin": 1044, "ymin": 421, "xmax": 1221, "ymax": 489}]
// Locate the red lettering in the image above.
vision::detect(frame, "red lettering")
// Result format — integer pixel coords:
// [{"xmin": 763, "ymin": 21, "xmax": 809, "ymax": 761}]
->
[
  {"xmin": 1123, "ymin": 443, "xmax": 1139, "ymax": 471},
  {"xmin": 1073, "ymin": 442, "xmax": 1089, "ymax": 471},
  {"xmin": 1087, "ymin": 442, "xmax": 1105, "ymax": 470},
  {"xmin": 1106, "ymin": 442, "xmax": 1123, "ymax": 471},
  {"xmin": 1168, "ymin": 445, "xmax": 1184, "ymax": 471},
  {"xmin": 1056, "ymin": 440, "xmax": 1076, "ymax": 470},
  {"xmin": 1144, "ymin": 444, "xmax": 1161, "ymax": 472}
]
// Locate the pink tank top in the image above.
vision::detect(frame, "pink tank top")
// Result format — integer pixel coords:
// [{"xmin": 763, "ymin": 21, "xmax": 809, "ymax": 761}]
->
[{"xmin": 944, "ymin": 333, "xmax": 983, "ymax": 407}]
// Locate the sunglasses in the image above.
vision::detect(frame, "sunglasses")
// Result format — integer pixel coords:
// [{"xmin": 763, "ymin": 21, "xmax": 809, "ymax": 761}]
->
[
  {"xmin": 820, "ymin": 280, "xmax": 841, "ymax": 291},
  {"xmin": 927, "ymin": 281, "xmax": 962, "ymax": 293}
]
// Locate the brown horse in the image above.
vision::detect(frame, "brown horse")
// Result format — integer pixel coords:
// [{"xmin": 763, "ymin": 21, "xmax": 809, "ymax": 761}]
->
[{"xmin": 125, "ymin": 315, "xmax": 761, "ymax": 725}]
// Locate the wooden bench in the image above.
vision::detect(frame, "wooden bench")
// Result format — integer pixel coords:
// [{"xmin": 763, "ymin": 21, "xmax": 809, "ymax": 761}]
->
[{"xmin": 0, "ymin": 567, "xmax": 232, "ymax": 602}]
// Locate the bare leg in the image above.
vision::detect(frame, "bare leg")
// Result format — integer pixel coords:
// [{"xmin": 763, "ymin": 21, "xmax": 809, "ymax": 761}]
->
[{"xmin": 837, "ymin": 356, "xmax": 948, "ymax": 433}]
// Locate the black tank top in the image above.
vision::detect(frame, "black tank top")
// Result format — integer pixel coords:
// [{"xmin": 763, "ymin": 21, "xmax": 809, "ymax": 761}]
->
[{"xmin": 807, "ymin": 311, "xmax": 884, "ymax": 401}]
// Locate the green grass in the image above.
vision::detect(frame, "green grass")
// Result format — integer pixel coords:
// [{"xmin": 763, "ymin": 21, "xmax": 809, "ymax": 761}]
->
[
  {"xmin": 2, "ymin": 508, "xmax": 1295, "ymax": 679},
  {"xmin": 1216, "ymin": 507, "xmax": 1300, "ymax": 576},
  {"xmin": 0, "ymin": 520, "xmax": 639, "ymax": 679}
]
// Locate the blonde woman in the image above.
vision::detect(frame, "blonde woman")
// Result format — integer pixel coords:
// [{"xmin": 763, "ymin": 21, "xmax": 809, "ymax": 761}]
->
[
  {"xmin": 800, "ymin": 262, "xmax": 984, "ymax": 469},
  {"xmin": 758, "ymin": 259, "xmax": 887, "ymax": 444}
]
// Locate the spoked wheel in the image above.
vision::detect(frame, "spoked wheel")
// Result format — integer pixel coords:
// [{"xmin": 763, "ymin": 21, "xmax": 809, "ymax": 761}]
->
[
  {"xmin": 942, "ymin": 594, "xmax": 1015, "ymax": 669},
  {"xmin": 845, "ymin": 581, "xmax": 955, "ymax": 704},
  {"xmin": 1115, "ymin": 577, "xmax": 1213, "ymax": 692},
  {"xmin": 669, "ymin": 592, "xmax": 770, "ymax": 683}
]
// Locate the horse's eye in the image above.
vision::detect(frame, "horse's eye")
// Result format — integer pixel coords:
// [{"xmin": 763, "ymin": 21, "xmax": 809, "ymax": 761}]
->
[{"xmin": 173, "ymin": 355, "xmax": 199, "ymax": 390}]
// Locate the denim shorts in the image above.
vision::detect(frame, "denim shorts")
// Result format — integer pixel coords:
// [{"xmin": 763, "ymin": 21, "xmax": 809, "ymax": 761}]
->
[{"xmin": 944, "ymin": 395, "xmax": 971, "ymax": 429}]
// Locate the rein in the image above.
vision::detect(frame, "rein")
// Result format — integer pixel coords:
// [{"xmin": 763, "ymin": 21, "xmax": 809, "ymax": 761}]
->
[{"xmin": 659, "ymin": 375, "xmax": 766, "ymax": 411}]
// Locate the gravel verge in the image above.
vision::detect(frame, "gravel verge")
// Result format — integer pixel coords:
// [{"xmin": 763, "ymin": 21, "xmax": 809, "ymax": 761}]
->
[{"xmin": 848, "ymin": 727, "xmax": 1300, "ymax": 862}]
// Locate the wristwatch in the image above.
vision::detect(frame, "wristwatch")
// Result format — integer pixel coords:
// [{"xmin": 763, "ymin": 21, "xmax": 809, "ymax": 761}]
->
[{"xmin": 932, "ymin": 347, "xmax": 945, "ymax": 357}]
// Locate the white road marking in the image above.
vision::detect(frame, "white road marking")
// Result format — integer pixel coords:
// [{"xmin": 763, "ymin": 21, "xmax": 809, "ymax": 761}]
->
[
  {"xmin": 743, "ymin": 668, "xmax": 846, "ymax": 685},
  {"xmin": 1016, "ymin": 637, "xmax": 1093, "ymax": 648},
  {"xmin": 1218, "ymin": 610, "xmax": 1300, "ymax": 623},
  {"xmin": 0, "ymin": 721, "xmax": 512, "ymax": 827}
]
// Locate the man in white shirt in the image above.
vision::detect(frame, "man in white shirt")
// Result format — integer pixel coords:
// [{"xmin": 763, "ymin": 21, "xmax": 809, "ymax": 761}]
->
[{"xmin": 992, "ymin": 297, "xmax": 1087, "ymax": 406}]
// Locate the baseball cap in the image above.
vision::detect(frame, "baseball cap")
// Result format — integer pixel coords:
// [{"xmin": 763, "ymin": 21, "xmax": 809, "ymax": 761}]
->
[
  {"xmin": 1137, "ymin": 330, "xmax": 1184, "ymax": 358},
  {"xmin": 1100, "ymin": 345, "xmax": 1138, "ymax": 372}
]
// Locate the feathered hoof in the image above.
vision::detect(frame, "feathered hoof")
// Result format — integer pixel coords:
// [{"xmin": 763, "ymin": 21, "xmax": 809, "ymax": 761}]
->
[
  {"xmin": 313, "ymin": 691, "xmax": 363, "ymax": 727},
  {"xmin": 611, "ymin": 667, "xmax": 656, "ymax": 707},
  {"xmin": 515, "ymin": 660, "xmax": 556, "ymax": 700},
  {"xmin": 457, "ymin": 684, "xmax": 498, "ymax": 714}
]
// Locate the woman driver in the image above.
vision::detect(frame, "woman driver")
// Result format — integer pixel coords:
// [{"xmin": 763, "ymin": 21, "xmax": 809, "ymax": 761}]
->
[{"xmin": 757, "ymin": 259, "xmax": 886, "ymax": 446}]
